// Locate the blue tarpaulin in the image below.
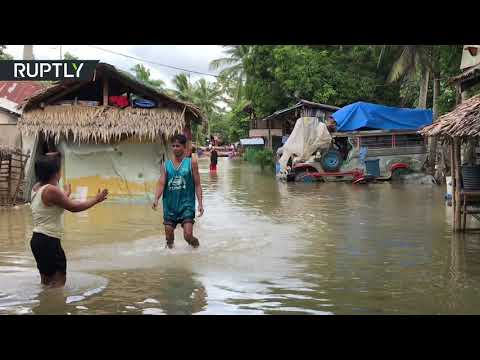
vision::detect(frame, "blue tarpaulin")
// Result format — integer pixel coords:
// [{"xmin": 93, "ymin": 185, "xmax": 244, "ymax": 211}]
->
[{"xmin": 332, "ymin": 101, "xmax": 433, "ymax": 132}]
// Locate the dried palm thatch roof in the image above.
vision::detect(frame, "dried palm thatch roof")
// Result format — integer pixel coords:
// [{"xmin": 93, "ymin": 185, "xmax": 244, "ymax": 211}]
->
[
  {"xmin": 421, "ymin": 94, "xmax": 480, "ymax": 138},
  {"xmin": 449, "ymin": 63, "xmax": 480, "ymax": 85},
  {"xmin": 20, "ymin": 105, "xmax": 186, "ymax": 143},
  {"xmin": 18, "ymin": 63, "xmax": 203, "ymax": 143}
]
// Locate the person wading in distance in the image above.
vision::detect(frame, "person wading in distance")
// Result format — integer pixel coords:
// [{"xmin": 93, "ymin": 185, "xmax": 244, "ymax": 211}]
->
[
  {"xmin": 152, "ymin": 134, "xmax": 204, "ymax": 249},
  {"xmin": 210, "ymin": 147, "xmax": 218, "ymax": 172},
  {"xmin": 30, "ymin": 154, "xmax": 108, "ymax": 287}
]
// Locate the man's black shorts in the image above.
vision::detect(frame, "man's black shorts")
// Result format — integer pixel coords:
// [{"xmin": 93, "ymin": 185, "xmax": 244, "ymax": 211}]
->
[
  {"xmin": 30, "ymin": 232, "xmax": 67, "ymax": 276},
  {"xmin": 163, "ymin": 218, "xmax": 195, "ymax": 229}
]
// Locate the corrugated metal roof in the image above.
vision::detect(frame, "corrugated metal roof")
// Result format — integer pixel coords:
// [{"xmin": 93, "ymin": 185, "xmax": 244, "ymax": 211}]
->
[
  {"xmin": 0, "ymin": 98, "xmax": 21, "ymax": 115},
  {"xmin": 240, "ymin": 138, "xmax": 264, "ymax": 145},
  {"xmin": 0, "ymin": 81, "xmax": 45, "ymax": 105},
  {"xmin": 262, "ymin": 100, "xmax": 339, "ymax": 121},
  {"xmin": 297, "ymin": 99, "xmax": 340, "ymax": 112}
]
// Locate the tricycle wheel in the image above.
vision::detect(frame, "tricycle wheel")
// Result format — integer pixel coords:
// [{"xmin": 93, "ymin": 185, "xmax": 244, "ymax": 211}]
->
[{"xmin": 320, "ymin": 149, "xmax": 343, "ymax": 172}]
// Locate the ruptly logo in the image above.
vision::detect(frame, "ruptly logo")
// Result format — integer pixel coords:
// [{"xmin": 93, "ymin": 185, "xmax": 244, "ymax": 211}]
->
[{"xmin": 0, "ymin": 60, "xmax": 100, "ymax": 81}]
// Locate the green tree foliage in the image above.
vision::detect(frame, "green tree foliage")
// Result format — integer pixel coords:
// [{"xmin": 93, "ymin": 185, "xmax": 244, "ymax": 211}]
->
[
  {"xmin": 209, "ymin": 45, "xmax": 251, "ymax": 102},
  {"xmin": 191, "ymin": 78, "xmax": 222, "ymax": 116},
  {"xmin": 0, "ymin": 45, "xmax": 13, "ymax": 60},
  {"xmin": 225, "ymin": 99, "xmax": 250, "ymax": 142},
  {"xmin": 63, "ymin": 52, "xmax": 79, "ymax": 60},
  {"xmin": 243, "ymin": 45, "xmax": 405, "ymax": 118},
  {"xmin": 172, "ymin": 73, "xmax": 195, "ymax": 102},
  {"xmin": 436, "ymin": 45, "xmax": 463, "ymax": 115},
  {"xmin": 130, "ymin": 64, "xmax": 165, "ymax": 90},
  {"xmin": 243, "ymin": 45, "xmax": 464, "ymax": 119},
  {"xmin": 186, "ymin": 45, "xmax": 464, "ymax": 146}
]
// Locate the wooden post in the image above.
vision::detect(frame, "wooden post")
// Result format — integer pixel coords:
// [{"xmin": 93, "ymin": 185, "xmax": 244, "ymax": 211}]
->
[
  {"xmin": 454, "ymin": 138, "xmax": 462, "ymax": 231},
  {"xmin": 451, "ymin": 141, "xmax": 456, "ymax": 230},
  {"xmin": 455, "ymin": 84, "xmax": 462, "ymax": 106},
  {"xmin": 103, "ymin": 75, "xmax": 109, "ymax": 106},
  {"xmin": 268, "ymin": 119, "xmax": 272, "ymax": 150},
  {"xmin": 7, "ymin": 155, "xmax": 12, "ymax": 205}
]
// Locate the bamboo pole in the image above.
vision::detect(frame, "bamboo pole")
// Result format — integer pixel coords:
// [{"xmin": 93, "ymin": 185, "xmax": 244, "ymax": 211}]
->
[
  {"xmin": 451, "ymin": 141, "xmax": 456, "ymax": 230},
  {"xmin": 454, "ymin": 138, "xmax": 462, "ymax": 231}
]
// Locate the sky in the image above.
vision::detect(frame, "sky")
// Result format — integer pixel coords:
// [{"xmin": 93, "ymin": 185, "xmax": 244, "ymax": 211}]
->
[{"xmin": 4, "ymin": 45, "xmax": 226, "ymax": 88}]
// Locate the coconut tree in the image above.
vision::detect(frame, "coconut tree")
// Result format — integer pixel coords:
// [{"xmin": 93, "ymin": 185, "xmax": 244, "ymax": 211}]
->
[
  {"xmin": 378, "ymin": 46, "xmax": 438, "ymax": 175},
  {"xmin": 379, "ymin": 45, "xmax": 433, "ymax": 109},
  {"xmin": 379, "ymin": 45, "xmax": 464, "ymax": 178},
  {"xmin": 63, "ymin": 52, "xmax": 79, "ymax": 60},
  {"xmin": 191, "ymin": 78, "xmax": 223, "ymax": 138},
  {"xmin": 130, "ymin": 64, "xmax": 165, "ymax": 90},
  {"xmin": 172, "ymin": 73, "xmax": 194, "ymax": 102},
  {"xmin": 209, "ymin": 45, "xmax": 252, "ymax": 103},
  {"xmin": 0, "ymin": 45, "xmax": 13, "ymax": 60}
]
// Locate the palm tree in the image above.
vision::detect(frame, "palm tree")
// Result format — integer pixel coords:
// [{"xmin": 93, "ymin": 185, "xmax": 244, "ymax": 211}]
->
[
  {"xmin": 0, "ymin": 45, "xmax": 13, "ymax": 60},
  {"xmin": 130, "ymin": 64, "xmax": 165, "ymax": 90},
  {"xmin": 172, "ymin": 73, "xmax": 194, "ymax": 102},
  {"xmin": 379, "ymin": 45, "xmax": 446, "ymax": 177},
  {"xmin": 63, "ymin": 52, "xmax": 79, "ymax": 60},
  {"xmin": 209, "ymin": 45, "xmax": 251, "ymax": 102},
  {"xmin": 192, "ymin": 79, "xmax": 222, "ymax": 114},
  {"xmin": 191, "ymin": 78, "xmax": 223, "ymax": 138},
  {"xmin": 380, "ymin": 45, "xmax": 432, "ymax": 109}
]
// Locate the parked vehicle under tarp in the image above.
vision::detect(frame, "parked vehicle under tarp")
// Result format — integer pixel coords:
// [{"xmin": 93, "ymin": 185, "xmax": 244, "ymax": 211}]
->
[
  {"xmin": 278, "ymin": 102, "xmax": 431, "ymax": 183},
  {"xmin": 332, "ymin": 101, "xmax": 433, "ymax": 132},
  {"xmin": 277, "ymin": 117, "xmax": 332, "ymax": 178}
]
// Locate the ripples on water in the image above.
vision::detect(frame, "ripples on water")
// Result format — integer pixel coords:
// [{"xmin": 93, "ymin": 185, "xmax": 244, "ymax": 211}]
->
[{"xmin": 2, "ymin": 158, "xmax": 480, "ymax": 314}]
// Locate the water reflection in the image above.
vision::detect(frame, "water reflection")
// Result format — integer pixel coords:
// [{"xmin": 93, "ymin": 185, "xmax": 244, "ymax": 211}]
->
[
  {"xmin": 151, "ymin": 268, "xmax": 207, "ymax": 315},
  {"xmin": 32, "ymin": 287, "xmax": 70, "ymax": 315}
]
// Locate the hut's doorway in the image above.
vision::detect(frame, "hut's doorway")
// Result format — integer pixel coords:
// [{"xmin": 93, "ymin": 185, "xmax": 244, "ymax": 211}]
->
[{"xmin": 38, "ymin": 133, "xmax": 58, "ymax": 155}]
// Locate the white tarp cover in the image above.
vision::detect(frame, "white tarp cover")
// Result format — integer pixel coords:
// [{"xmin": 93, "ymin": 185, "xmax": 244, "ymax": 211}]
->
[{"xmin": 278, "ymin": 117, "xmax": 332, "ymax": 173}]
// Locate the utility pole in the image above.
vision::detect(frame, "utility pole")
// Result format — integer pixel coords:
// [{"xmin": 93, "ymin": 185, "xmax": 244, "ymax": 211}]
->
[
  {"xmin": 23, "ymin": 45, "xmax": 34, "ymax": 60},
  {"xmin": 59, "ymin": 45, "xmax": 62, "ymax": 60}
]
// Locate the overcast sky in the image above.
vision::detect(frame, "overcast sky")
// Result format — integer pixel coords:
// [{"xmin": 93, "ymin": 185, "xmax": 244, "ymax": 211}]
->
[{"xmin": 4, "ymin": 45, "xmax": 226, "ymax": 88}]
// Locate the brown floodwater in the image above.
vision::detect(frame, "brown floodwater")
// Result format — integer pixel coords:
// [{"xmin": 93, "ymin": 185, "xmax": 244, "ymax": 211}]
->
[{"xmin": 1, "ymin": 157, "xmax": 480, "ymax": 315}]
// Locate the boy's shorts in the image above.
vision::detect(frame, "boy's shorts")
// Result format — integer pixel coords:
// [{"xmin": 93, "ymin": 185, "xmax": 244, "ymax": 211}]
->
[{"xmin": 163, "ymin": 218, "xmax": 195, "ymax": 228}]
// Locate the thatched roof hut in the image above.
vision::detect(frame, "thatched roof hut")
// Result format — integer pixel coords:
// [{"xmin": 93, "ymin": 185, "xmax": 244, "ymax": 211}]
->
[
  {"xmin": 18, "ymin": 62, "xmax": 203, "ymax": 143},
  {"xmin": 421, "ymin": 94, "xmax": 480, "ymax": 232},
  {"xmin": 421, "ymin": 94, "xmax": 480, "ymax": 139}
]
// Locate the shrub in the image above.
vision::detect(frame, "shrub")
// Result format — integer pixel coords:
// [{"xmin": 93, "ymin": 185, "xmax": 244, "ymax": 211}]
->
[{"xmin": 243, "ymin": 147, "xmax": 274, "ymax": 171}]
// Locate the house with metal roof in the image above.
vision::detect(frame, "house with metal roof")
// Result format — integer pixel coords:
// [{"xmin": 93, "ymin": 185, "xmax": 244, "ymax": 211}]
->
[{"xmin": 248, "ymin": 99, "xmax": 339, "ymax": 151}]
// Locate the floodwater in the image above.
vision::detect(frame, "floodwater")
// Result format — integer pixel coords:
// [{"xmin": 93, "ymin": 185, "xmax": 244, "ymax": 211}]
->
[{"xmin": 2, "ymin": 157, "xmax": 480, "ymax": 315}]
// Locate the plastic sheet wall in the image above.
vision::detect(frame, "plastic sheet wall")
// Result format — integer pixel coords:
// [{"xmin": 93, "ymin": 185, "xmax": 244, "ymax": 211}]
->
[{"xmin": 58, "ymin": 137, "xmax": 170, "ymax": 201}]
